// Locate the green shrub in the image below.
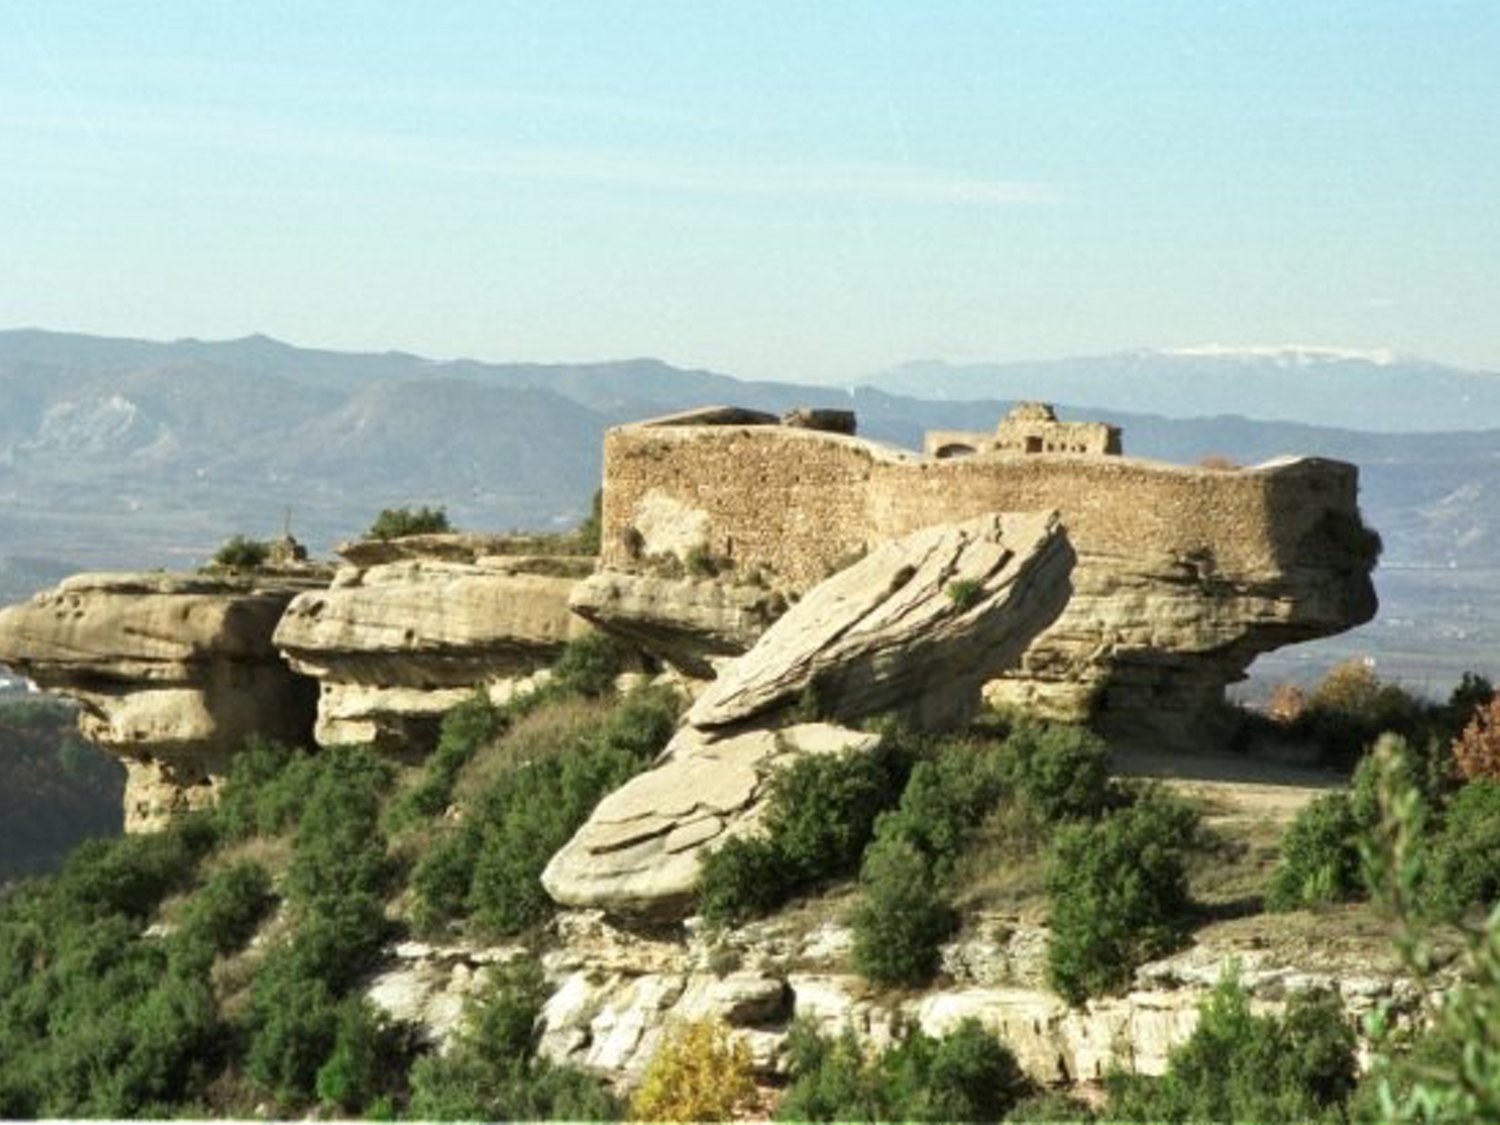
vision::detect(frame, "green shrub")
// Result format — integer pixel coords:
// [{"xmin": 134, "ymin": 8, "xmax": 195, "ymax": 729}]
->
[
  {"xmin": 1045, "ymin": 786, "xmax": 1198, "ymax": 1002},
  {"xmin": 413, "ymin": 688, "xmax": 678, "ymax": 936},
  {"xmin": 407, "ymin": 958, "xmax": 617, "ymax": 1121},
  {"xmin": 0, "ymin": 817, "xmax": 226, "ymax": 1118},
  {"xmin": 945, "ymin": 578, "xmax": 984, "ymax": 609},
  {"xmin": 1000, "ymin": 722, "xmax": 1115, "ymax": 824},
  {"xmin": 1266, "ymin": 791, "xmax": 1365, "ymax": 911},
  {"xmin": 172, "ymin": 860, "xmax": 275, "ymax": 965},
  {"xmin": 698, "ymin": 734, "xmax": 915, "ymax": 925},
  {"xmin": 550, "ymin": 631, "xmax": 627, "ymax": 698},
  {"xmin": 367, "ymin": 505, "xmax": 450, "ymax": 540},
  {"xmin": 850, "ymin": 835, "xmax": 954, "ymax": 986},
  {"xmin": 1427, "ymin": 779, "xmax": 1500, "ymax": 919},
  {"xmin": 1108, "ymin": 973, "xmax": 1356, "ymax": 1123},
  {"xmin": 211, "ymin": 534, "xmax": 269, "ymax": 570},
  {"xmin": 389, "ymin": 691, "xmax": 506, "ymax": 829},
  {"xmin": 213, "ymin": 737, "xmax": 321, "ymax": 840},
  {"xmin": 776, "ymin": 1018, "xmax": 1028, "ymax": 1123},
  {"xmin": 314, "ymin": 997, "xmax": 411, "ymax": 1114}
]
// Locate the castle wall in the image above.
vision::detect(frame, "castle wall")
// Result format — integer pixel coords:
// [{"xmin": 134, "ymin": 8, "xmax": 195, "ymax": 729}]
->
[{"xmin": 599, "ymin": 424, "xmax": 1361, "ymax": 589}]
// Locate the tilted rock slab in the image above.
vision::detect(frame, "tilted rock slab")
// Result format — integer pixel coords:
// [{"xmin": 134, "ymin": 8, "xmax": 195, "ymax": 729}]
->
[
  {"xmin": 568, "ymin": 569, "xmax": 787, "ymax": 678},
  {"xmin": 542, "ymin": 723, "xmax": 880, "ymax": 918},
  {"xmin": 273, "ymin": 556, "xmax": 591, "ymax": 751},
  {"xmin": 687, "ymin": 510, "xmax": 1074, "ymax": 731},
  {"xmin": 0, "ymin": 572, "xmax": 320, "ymax": 832}
]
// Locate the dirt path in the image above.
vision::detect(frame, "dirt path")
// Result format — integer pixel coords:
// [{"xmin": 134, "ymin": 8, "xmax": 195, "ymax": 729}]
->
[{"xmin": 1111, "ymin": 745, "xmax": 1346, "ymax": 828}]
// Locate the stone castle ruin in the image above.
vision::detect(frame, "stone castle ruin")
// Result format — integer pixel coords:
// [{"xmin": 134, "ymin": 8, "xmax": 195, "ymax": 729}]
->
[
  {"xmin": 581, "ymin": 402, "xmax": 1378, "ymax": 744},
  {"xmin": 925, "ymin": 401, "xmax": 1122, "ymax": 459}
]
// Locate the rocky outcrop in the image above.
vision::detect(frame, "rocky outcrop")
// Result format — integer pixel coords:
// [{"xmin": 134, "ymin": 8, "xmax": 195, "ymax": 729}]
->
[
  {"xmin": 367, "ymin": 908, "xmax": 1428, "ymax": 1094},
  {"xmin": 274, "ymin": 556, "xmax": 592, "ymax": 751},
  {"xmin": 568, "ymin": 570, "xmax": 786, "ymax": 678},
  {"xmin": 542, "ymin": 724, "xmax": 880, "ymax": 918},
  {"xmin": 546, "ymin": 511, "xmax": 1073, "ymax": 919},
  {"xmin": 688, "ymin": 511, "xmax": 1073, "ymax": 731},
  {"xmin": 0, "ymin": 572, "xmax": 320, "ymax": 831}
]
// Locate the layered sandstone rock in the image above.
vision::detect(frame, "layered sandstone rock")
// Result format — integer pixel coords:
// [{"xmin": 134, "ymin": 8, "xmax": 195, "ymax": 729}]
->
[
  {"xmin": 273, "ymin": 556, "xmax": 592, "ymax": 750},
  {"xmin": 568, "ymin": 570, "xmax": 785, "ymax": 678},
  {"xmin": 0, "ymin": 572, "xmax": 320, "ymax": 831}
]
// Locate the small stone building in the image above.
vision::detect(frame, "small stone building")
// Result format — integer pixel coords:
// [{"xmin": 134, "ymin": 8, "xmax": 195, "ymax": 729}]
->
[{"xmin": 925, "ymin": 402, "xmax": 1122, "ymax": 459}]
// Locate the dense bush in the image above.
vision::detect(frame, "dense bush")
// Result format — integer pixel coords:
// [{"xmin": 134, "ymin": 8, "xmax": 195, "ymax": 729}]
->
[
  {"xmin": 387, "ymin": 690, "xmax": 506, "ymax": 829},
  {"xmin": 413, "ymin": 687, "xmax": 678, "ymax": 935},
  {"xmin": 550, "ymin": 631, "xmax": 628, "ymax": 698},
  {"xmin": 0, "ymin": 815, "xmax": 226, "ymax": 1117},
  {"xmin": 367, "ymin": 504, "xmax": 451, "ymax": 539},
  {"xmin": 697, "ymin": 732, "xmax": 916, "ymax": 925},
  {"xmin": 1265, "ymin": 791, "xmax": 1365, "ymax": 912},
  {"xmin": 850, "ymin": 835, "xmax": 955, "ymax": 986},
  {"xmin": 241, "ymin": 745, "xmax": 400, "ymax": 1110},
  {"xmin": 1426, "ymin": 779, "xmax": 1500, "ymax": 919},
  {"xmin": 210, "ymin": 533, "xmax": 270, "ymax": 570},
  {"xmin": 999, "ymin": 721, "xmax": 1115, "ymax": 824},
  {"xmin": 776, "ymin": 1018, "xmax": 1028, "ymax": 1123},
  {"xmin": 1291, "ymin": 660, "xmax": 1432, "ymax": 766},
  {"xmin": 407, "ymin": 957, "xmax": 617, "ymax": 1121},
  {"xmin": 629, "ymin": 1018, "xmax": 758, "ymax": 1122},
  {"xmin": 1108, "ymin": 973, "xmax": 1357, "ymax": 1123},
  {"xmin": 213, "ymin": 737, "xmax": 322, "ymax": 840},
  {"xmin": 1045, "ymin": 786, "xmax": 1199, "ymax": 1002}
]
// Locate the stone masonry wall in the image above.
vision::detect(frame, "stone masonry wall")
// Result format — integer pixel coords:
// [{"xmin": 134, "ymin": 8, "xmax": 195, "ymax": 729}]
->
[{"xmin": 600, "ymin": 424, "xmax": 1361, "ymax": 590}]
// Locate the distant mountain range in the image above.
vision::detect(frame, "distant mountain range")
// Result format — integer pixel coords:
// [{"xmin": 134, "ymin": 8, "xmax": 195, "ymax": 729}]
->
[
  {"xmin": 865, "ymin": 346, "xmax": 1500, "ymax": 434},
  {"xmin": 0, "ymin": 328, "xmax": 1496, "ymax": 580}
]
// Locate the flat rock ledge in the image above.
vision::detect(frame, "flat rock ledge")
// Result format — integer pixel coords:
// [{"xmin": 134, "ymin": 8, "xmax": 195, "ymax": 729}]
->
[
  {"xmin": 542, "ymin": 723, "xmax": 880, "ymax": 918},
  {"xmin": 688, "ymin": 509, "xmax": 1074, "ymax": 731}
]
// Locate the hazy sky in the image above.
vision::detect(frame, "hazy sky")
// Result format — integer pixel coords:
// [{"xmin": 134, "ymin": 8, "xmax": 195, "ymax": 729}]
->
[{"xmin": 3, "ymin": 1, "xmax": 1497, "ymax": 381}]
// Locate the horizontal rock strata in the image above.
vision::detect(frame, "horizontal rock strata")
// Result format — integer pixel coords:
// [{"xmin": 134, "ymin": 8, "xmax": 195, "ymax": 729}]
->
[
  {"xmin": 568, "ymin": 569, "xmax": 787, "ymax": 677},
  {"xmin": 0, "ymin": 572, "xmax": 320, "ymax": 831},
  {"xmin": 274, "ymin": 556, "xmax": 591, "ymax": 750}
]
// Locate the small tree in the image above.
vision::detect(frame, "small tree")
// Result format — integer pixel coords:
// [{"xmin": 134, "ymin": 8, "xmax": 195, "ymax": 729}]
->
[
  {"xmin": 211, "ymin": 534, "xmax": 270, "ymax": 570},
  {"xmin": 1046, "ymin": 787, "xmax": 1198, "ymax": 1002},
  {"xmin": 1453, "ymin": 696, "xmax": 1500, "ymax": 782},
  {"xmin": 367, "ymin": 505, "xmax": 451, "ymax": 540}
]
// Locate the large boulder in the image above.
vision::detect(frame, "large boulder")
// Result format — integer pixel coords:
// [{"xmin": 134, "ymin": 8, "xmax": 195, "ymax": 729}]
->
[
  {"xmin": 0, "ymin": 572, "xmax": 320, "ymax": 831},
  {"xmin": 688, "ymin": 510, "xmax": 1074, "ymax": 731},
  {"xmin": 274, "ymin": 556, "xmax": 591, "ymax": 750},
  {"xmin": 542, "ymin": 723, "xmax": 879, "ymax": 918}
]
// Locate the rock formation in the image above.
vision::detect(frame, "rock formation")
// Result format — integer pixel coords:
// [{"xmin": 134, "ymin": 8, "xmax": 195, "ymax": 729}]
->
[
  {"xmin": 274, "ymin": 554, "xmax": 593, "ymax": 751},
  {"xmin": 592, "ymin": 408, "xmax": 1379, "ymax": 745},
  {"xmin": 0, "ymin": 572, "xmax": 320, "ymax": 831},
  {"xmin": 546, "ymin": 510, "xmax": 1074, "ymax": 918}
]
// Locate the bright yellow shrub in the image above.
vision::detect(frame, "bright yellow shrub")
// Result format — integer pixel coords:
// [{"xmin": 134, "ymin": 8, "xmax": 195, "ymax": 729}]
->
[{"xmin": 629, "ymin": 1017, "xmax": 758, "ymax": 1123}]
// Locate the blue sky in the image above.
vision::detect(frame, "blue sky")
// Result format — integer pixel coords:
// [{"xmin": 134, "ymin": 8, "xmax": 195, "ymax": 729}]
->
[{"xmin": 2, "ymin": 1, "xmax": 1496, "ymax": 381}]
